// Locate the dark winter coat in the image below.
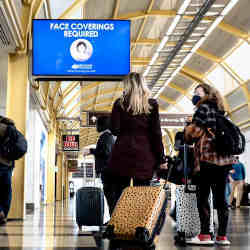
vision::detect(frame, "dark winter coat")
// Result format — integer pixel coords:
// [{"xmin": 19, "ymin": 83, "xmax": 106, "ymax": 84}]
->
[
  {"xmin": 185, "ymin": 97, "xmax": 236, "ymax": 172},
  {"xmin": 0, "ymin": 116, "xmax": 14, "ymax": 167},
  {"xmin": 107, "ymin": 98, "xmax": 165, "ymax": 180},
  {"xmin": 90, "ymin": 130, "xmax": 115, "ymax": 175}
]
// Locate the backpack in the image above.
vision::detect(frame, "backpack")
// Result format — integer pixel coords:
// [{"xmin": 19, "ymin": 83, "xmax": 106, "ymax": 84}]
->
[
  {"xmin": 0, "ymin": 124, "xmax": 28, "ymax": 161},
  {"xmin": 214, "ymin": 113, "xmax": 245, "ymax": 156}
]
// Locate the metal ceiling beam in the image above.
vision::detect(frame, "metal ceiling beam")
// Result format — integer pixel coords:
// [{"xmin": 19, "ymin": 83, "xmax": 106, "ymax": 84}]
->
[
  {"xmin": 70, "ymin": 87, "xmax": 123, "ymax": 118},
  {"xmin": 55, "ymin": 82, "xmax": 79, "ymax": 112},
  {"xmin": 159, "ymin": 95, "xmax": 176, "ymax": 104},
  {"xmin": 110, "ymin": 82, "xmax": 122, "ymax": 110},
  {"xmin": 58, "ymin": 0, "xmax": 88, "ymax": 19},
  {"xmin": 118, "ymin": 9, "xmax": 250, "ymax": 40},
  {"xmin": 60, "ymin": 89, "xmax": 81, "ymax": 116},
  {"xmin": 51, "ymin": 82, "xmax": 61, "ymax": 103},
  {"xmin": 112, "ymin": 0, "xmax": 120, "ymax": 19},
  {"xmin": 168, "ymin": 82, "xmax": 191, "ymax": 98},
  {"xmin": 131, "ymin": 0, "xmax": 155, "ymax": 55},
  {"xmin": 131, "ymin": 39, "xmax": 222, "ymax": 63},
  {"xmin": 150, "ymin": 0, "xmax": 216, "ymax": 89}
]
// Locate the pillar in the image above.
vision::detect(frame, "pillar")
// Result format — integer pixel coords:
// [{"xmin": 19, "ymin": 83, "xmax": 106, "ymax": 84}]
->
[
  {"xmin": 6, "ymin": 53, "xmax": 29, "ymax": 219},
  {"xmin": 64, "ymin": 161, "xmax": 69, "ymax": 200},
  {"xmin": 56, "ymin": 152, "xmax": 63, "ymax": 201},
  {"xmin": 46, "ymin": 122, "xmax": 56, "ymax": 204}
]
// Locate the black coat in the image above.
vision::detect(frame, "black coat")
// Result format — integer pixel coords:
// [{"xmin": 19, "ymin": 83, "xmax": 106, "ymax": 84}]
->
[
  {"xmin": 108, "ymin": 98, "xmax": 165, "ymax": 180},
  {"xmin": 90, "ymin": 130, "xmax": 115, "ymax": 175}
]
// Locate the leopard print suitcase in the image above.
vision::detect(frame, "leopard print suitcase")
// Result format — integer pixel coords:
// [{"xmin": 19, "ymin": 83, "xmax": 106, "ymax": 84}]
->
[{"xmin": 104, "ymin": 185, "xmax": 168, "ymax": 246}]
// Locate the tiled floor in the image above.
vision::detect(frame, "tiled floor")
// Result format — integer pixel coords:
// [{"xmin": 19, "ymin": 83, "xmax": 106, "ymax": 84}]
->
[{"xmin": 0, "ymin": 198, "xmax": 250, "ymax": 249}]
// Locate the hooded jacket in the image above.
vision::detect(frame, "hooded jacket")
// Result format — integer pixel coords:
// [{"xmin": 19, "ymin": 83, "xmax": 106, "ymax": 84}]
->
[{"xmin": 0, "ymin": 116, "xmax": 14, "ymax": 167}]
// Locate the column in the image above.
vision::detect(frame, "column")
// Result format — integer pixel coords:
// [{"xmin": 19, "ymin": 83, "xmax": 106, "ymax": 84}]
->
[
  {"xmin": 56, "ymin": 152, "xmax": 63, "ymax": 201},
  {"xmin": 6, "ymin": 53, "xmax": 29, "ymax": 219},
  {"xmin": 46, "ymin": 122, "xmax": 56, "ymax": 204}
]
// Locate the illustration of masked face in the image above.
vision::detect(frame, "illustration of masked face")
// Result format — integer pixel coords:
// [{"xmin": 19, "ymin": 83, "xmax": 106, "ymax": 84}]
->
[{"xmin": 76, "ymin": 42, "xmax": 87, "ymax": 55}]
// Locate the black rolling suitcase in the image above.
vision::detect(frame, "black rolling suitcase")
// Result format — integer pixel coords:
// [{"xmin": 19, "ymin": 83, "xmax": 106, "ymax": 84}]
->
[{"xmin": 76, "ymin": 162, "xmax": 104, "ymax": 229}]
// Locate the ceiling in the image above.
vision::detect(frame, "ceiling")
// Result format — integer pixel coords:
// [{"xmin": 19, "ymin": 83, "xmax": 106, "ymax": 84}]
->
[{"xmin": 1, "ymin": 0, "xmax": 250, "ymax": 154}]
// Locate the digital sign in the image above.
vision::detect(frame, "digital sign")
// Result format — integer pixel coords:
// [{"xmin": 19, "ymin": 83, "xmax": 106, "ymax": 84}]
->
[
  {"xmin": 80, "ymin": 112, "xmax": 192, "ymax": 128},
  {"xmin": 32, "ymin": 19, "xmax": 130, "ymax": 80},
  {"xmin": 62, "ymin": 135, "xmax": 79, "ymax": 151}
]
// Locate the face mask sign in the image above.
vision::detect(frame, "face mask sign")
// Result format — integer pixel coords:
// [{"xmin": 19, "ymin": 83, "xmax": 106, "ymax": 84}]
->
[{"xmin": 192, "ymin": 95, "xmax": 201, "ymax": 105}]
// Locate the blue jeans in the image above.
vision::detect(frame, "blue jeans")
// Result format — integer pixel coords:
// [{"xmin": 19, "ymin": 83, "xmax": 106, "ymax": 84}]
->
[
  {"xmin": 0, "ymin": 166, "xmax": 13, "ymax": 218},
  {"xmin": 225, "ymin": 182, "xmax": 232, "ymax": 206}
]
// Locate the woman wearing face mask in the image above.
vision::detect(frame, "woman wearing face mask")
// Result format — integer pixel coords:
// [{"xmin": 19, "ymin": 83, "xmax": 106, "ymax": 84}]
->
[{"xmin": 184, "ymin": 83, "xmax": 236, "ymax": 246}]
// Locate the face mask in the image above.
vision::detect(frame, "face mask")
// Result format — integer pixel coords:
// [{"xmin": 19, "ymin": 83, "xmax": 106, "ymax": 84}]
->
[{"xmin": 192, "ymin": 95, "xmax": 201, "ymax": 106}]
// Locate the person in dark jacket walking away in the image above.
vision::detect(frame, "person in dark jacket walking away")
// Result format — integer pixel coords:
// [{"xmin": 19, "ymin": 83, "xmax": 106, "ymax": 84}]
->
[
  {"xmin": 83, "ymin": 116, "xmax": 115, "ymax": 184},
  {"xmin": 104, "ymin": 72, "xmax": 167, "ymax": 215},
  {"xmin": 0, "ymin": 116, "xmax": 15, "ymax": 226},
  {"xmin": 185, "ymin": 83, "xmax": 236, "ymax": 246},
  {"xmin": 230, "ymin": 156, "xmax": 246, "ymax": 208}
]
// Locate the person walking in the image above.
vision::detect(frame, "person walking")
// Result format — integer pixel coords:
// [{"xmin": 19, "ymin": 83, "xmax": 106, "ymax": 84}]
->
[
  {"xmin": 0, "ymin": 116, "xmax": 15, "ymax": 226},
  {"xmin": 184, "ymin": 83, "xmax": 236, "ymax": 246},
  {"xmin": 230, "ymin": 156, "xmax": 246, "ymax": 208},
  {"xmin": 104, "ymin": 72, "xmax": 167, "ymax": 214}
]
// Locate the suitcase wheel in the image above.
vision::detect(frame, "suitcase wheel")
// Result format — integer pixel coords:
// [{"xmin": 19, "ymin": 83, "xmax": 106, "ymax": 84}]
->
[
  {"xmin": 103, "ymin": 224, "xmax": 115, "ymax": 239},
  {"xmin": 174, "ymin": 232, "xmax": 186, "ymax": 246},
  {"xmin": 135, "ymin": 227, "xmax": 150, "ymax": 243},
  {"xmin": 146, "ymin": 243, "xmax": 156, "ymax": 250}
]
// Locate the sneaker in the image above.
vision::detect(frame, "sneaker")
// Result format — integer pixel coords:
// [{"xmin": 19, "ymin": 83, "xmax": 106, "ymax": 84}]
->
[
  {"xmin": 186, "ymin": 234, "xmax": 214, "ymax": 245},
  {"xmin": 215, "ymin": 236, "xmax": 231, "ymax": 245}
]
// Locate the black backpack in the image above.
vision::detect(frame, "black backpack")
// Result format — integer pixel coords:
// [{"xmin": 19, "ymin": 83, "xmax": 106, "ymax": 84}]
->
[
  {"xmin": 0, "ymin": 124, "xmax": 28, "ymax": 161},
  {"xmin": 214, "ymin": 113, "xmax": 245, "ymax": 156}
]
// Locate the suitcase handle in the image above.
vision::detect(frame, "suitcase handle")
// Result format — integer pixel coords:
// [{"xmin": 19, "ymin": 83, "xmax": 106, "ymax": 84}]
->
[{"xmin": 175, "ymin": 144, "xmax": 196, "ymax": 193}]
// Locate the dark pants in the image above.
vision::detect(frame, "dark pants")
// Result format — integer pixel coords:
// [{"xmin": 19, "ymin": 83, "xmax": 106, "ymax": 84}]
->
[
  {"xmin": 0, "ymin": 167, "xmax": 13, "ymax": 218},
  {"xmin": 102, "ymin": 172, "xmax": 151, "ymax": 216},
  {"xmin": 197, "ymin": 163, "xmax": 231, "ymax": 236}
]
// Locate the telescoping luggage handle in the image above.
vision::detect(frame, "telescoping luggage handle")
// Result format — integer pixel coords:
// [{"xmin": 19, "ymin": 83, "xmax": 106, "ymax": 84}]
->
[{"xmin": 183, "ymin": 144, "xmax": 196, "ymax": 193}]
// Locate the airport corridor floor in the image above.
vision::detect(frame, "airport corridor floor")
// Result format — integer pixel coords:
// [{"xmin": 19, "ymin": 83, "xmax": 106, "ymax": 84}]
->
[{"xmin": 0, "ymin": 198, "xmax": 249, "ymax": 250}]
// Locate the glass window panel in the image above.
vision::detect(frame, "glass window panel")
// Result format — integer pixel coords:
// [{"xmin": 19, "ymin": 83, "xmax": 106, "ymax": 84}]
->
[
  {"xmin": 225, "ymin": 42, "xmax": 250, "ymax": 81},
  {"xmin": 61, "ymin": 82, "xmax": 72, "ymax": 92},
  {"xmin": 49, "ymin": 0, "xmax": 75, "ymax": 18},
  {"xmin": 168, "ymin": 106, "xmax": 181, "ymax": 114},
  {"xmin": 178, "ymin": 96, "xmax": 194, "ymax": 113},
  {"xmin": 206, "ymin": 66, "xmax": 238, "ymax": 95},
  {"xmin": 63, "ymin": 86, "xmax": 80, "ymax": 104}
]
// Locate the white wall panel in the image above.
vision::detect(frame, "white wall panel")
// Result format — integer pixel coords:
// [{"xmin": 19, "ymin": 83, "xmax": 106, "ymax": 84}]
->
[{"xmin": 240, "ymin": 129, "xmax": 250, "ymax": 182}]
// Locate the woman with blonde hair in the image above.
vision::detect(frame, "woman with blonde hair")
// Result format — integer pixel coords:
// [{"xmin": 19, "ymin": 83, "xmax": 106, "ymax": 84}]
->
[
  {"xmin": 185, "ymin": 83, "xmax": 236, "ymax": 246},
  {"xmin": 103, "ymin": 72, "xmax": 167, "ymax": 214}
]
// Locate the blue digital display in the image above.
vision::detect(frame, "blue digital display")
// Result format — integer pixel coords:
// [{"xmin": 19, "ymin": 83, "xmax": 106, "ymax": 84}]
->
[{"xmin": 32, "ymin": 19, "xmax": 130, "ymax": 79}]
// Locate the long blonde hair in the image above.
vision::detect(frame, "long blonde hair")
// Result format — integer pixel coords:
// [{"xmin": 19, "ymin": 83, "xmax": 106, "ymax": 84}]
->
[{"xmin": 120, "ymin": 72, "xmax": 152, "ymax": 115}]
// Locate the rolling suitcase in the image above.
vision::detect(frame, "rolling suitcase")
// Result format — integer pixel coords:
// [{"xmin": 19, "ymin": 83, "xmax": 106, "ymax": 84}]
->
[
  {"xmin": 76, "ymin": 162, "xmax": 104, "ymax": 229},
  {"xmin": 175, "ymin": 144, "xmax": 214, "ymax": 245},
  {"xmin": 103, "ymin": 172, "xmax": 173, "ymax": 250}
]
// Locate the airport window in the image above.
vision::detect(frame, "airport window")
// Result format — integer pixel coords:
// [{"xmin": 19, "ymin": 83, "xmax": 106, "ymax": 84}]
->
[
  {"xmin": 178, "ymin": 96, "xmax": 194, "ymax": 113},
  {"xmin": 167, "ymin": 106, "xmax": 181, "ymax": 114},
  {"xmin": 225, "ymin": 42, "xmax": 250, "ymax": 82},
  {"xmin": 206, "ymin": 65, "xmax": 238, "ymax": 95}
]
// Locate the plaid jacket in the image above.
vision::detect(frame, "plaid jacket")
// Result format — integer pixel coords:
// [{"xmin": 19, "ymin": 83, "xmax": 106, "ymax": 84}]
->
[{"xmin": 185, "ymin": 99, "xmax": 236, "ymax": 172}]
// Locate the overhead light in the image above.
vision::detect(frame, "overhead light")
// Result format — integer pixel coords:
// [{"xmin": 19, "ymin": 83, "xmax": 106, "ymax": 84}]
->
[
  {"xmin": 178, "ymin": 0, "xmax": 192, "ymax": 14},
  {"xmin": 166, "ymin": 15, "xmax": 181, "ymax": 35},
  {"xmin": 221, "ymin": 0, "xmax": 239, "ymax": 15}
]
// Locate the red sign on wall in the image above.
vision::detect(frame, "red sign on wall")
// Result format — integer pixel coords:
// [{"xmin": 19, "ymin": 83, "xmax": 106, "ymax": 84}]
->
[{"xmin": 62, "ymin": 135, "xmax": 79, "ymax": 151}]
